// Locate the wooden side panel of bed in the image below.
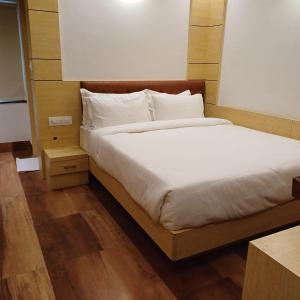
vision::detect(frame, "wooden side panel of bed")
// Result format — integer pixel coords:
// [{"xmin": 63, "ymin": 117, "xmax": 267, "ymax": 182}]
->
[
  {"xmin": 90, "ymin": 158, "xmax": 300, "ymax": 261},
  {"xmin": 89, "ymin": 158, "xmax": 175, "ymax": 257}
]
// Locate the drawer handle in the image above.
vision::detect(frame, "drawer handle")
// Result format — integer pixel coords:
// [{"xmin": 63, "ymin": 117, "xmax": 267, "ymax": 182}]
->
[{"xmin": 64, "ymin": 165, "xmax": 77, "ymax": 170}]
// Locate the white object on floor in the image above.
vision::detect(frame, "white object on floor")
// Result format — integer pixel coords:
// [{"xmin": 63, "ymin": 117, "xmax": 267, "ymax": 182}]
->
[{"xmin": 16, "ymin": 157, "xmax": 40, "ymax": 172}]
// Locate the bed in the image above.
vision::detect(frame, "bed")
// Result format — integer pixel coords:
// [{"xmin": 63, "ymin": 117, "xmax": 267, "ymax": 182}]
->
[{"xmin": 80, "ymin": 80, "xmax": 300, "ymax": 261}]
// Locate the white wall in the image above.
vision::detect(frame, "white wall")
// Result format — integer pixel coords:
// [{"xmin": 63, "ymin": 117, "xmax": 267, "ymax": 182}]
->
[
  {"xmin": 0, "ymin": 5, "xmax": 31, "ymax": 143},
  {"xmin": 59, "ymin": 0, "xmax": 190, "ymax": 81},
  {"xmin": 0, "ymin": 5, "xmax": 25, "ymax": 100},
  {"xmin": 0, "ymin": 103, "xmax": 31, "ymax": 143},
  {"xmin": 219, "ymin": 0, "xmax": 300, "ymax": 120}
]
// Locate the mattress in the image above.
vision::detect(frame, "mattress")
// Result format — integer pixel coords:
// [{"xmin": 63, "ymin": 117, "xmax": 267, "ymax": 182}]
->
[{"xmin": 87, "ymin": 118, "xmax": 300, "ymax": 230}]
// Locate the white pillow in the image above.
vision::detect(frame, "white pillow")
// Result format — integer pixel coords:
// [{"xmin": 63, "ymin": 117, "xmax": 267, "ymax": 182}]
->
[
  {"xmin": 143, "ymin": 89, "xmax": 191, "ymax": 96},
  {"xmin": 87, "ymin": 93, "xmax": 152, "ymax": 128},
  {"xmin": 80, "ymin": 89, "xmax": 145, "ymax": 127},
  {"xmin": 80, "ymin": 89, "xmax": 90, "ymax": 127},
  {"xmin": 151, "ymin": 93, "xmax": 204, "ymax": 121},
  {"xmin": 143, "ymin": 89, "xmax": 191, "ymax": 120}
]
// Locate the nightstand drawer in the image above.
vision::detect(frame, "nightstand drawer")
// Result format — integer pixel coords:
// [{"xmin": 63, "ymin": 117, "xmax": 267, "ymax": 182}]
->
[
  {"xmin": 50, "ymin": 157, "xmax": 89, "ymax": 176},
  {"xmin": 44, "ymin": 146, "xmax": 89, "ymax": 190},
  {"xmin": 49, "ymin": 172, "xmax": 89, "ymax": 190}
]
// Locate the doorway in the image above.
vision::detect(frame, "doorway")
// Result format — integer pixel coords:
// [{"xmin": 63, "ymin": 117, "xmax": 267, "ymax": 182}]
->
[{"xmin": 0, "ymin": 0, "xmax": 34, "ymax": 152}]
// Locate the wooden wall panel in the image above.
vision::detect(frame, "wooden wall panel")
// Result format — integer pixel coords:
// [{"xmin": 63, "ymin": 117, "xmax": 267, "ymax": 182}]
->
[
  {"xmin": 188, "ymin": 64, "xmax": 219, "ymax": 104},
  {"xmin": 24, "ymin": 0, "xmax": 81, "ymax": 153},
  {"xmin": 34, "ymin": 81, "xmax": 80, "ymax": 112},
  {"xmin": 31, "ymin": 60, "xmax": 62, "ymax": 80},
  {"xmin": 34, "ymin": 81, "xmax": 81, "ymax": 142},
  {"xmin": 190, "ymin": 0, "xmax": 225, "ymax": 26},
  {"xmin": 27, "ymin": 0, "xmax": 58, "ymax": 12},
  {"xmin": 188, "ymin": 0, "xmax": 225, "ymax": 106},
  {"xmin": 188, "ymin": 64, "xmax": 219, "ymax": 80},
  {"xmin": 291, "ymin": 121, "xmax": 300, "ymax": 140},
  {"xmin": 205, "ymin": 81, "xmax": 219, "ymax": 104},
  {"xmin": 28, "ymin": 10, "xmax": 61, "ymax": 59},
  {"xmin": 205, "ymin": 103, "xmax": 296, "ymax": 138},
  {"xmin": 189, "ymin": 26, "xmax": 223, "ymax": 63}
]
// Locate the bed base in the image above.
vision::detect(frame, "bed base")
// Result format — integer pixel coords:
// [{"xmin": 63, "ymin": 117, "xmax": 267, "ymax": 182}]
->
[{"xmin": 90, "ymin": 158, "xmax": 300, "ymax": 261}]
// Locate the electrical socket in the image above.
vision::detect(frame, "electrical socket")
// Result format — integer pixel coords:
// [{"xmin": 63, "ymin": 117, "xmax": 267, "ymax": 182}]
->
[{"xmin": 49, "ymin": 116, "xmax": 73, "ymax": 126}]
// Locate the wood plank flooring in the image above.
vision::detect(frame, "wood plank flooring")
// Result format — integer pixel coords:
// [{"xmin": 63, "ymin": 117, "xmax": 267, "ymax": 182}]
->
[
  {"xmin": 0, "ymin": 153, "xmax": 55, "ymax": 299},
  {"xmin": 0, "ymin": 152, "xmax": 249, "ymax": 299}
]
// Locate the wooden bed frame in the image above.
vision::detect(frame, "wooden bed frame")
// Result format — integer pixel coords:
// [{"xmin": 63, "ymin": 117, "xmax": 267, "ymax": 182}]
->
[{"xmin": 81, "ymin": 80, "xmax": 300, "ymax": 261}]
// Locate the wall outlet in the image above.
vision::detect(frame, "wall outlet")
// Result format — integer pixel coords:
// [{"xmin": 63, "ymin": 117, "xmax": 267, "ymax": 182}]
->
[{"xmin": 49, "ymin": 116, "xmax": 72, "ymax": 126}]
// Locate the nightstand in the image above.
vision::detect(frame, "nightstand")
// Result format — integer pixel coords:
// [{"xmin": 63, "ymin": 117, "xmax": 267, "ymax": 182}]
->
[
  {"xmin": 243, "ymin": 226, "xmax": 300, "ymax": 300},
  {"xmin": 44, "ymin": 146, "xmax": 89, "ymax": 190}
]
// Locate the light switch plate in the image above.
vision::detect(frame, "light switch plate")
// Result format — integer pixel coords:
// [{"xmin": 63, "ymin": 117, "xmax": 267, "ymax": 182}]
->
[{"xmin": 49, "ymin": 116, "xmax": 73, "ymax": 126}]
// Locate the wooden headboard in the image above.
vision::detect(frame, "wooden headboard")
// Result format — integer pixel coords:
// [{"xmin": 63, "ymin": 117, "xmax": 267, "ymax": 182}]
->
[{"xmin": 80, "ymin": 80, "xmax": 205, "ymax": 97}]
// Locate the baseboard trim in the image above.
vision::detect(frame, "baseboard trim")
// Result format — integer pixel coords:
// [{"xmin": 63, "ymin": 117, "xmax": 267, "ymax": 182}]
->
[{"xmin": 0, "ymin": 141, "xmax": 32, "ymax": 153}]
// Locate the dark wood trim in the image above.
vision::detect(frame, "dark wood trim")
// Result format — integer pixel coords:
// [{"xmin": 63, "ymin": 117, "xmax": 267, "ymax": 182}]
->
[
  {"xmin": 0, "ymin": 141, "xmax": 32, "ymax": 153},
  {"xmin": 80, "ymin": 80, "xmax": 206, "ymax": 98},
  {"xmin": 292, "ymin": 177, "xmax": 300, "ymax": 199},
  {"xmin": 0, "ymin": 99, "xmax": 27, "ymax": 104},
  {"xmin": 0, "ymin": 1, "xmax": 16, "ymax": 6}
]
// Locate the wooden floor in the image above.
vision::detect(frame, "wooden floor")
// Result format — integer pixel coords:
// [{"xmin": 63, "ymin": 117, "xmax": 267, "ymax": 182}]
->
[{"xmin": 0, "ymin": 152, "xmax": 248, "ymax": 300}]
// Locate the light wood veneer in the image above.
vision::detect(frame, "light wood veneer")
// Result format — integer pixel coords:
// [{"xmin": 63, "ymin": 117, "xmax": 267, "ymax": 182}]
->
[
  {"xmin": 190, "ymin": 0, "xmax": 225, "ymax": 26},
  {"xmin": 34, "ymin": 81, "xmax": 81, "ymax": 144},
  {"xmin": 188, "ymin": 64, "xmax": 220, "ymax": 81},
  {"xmin": 189, "ymin": 26, "xmax": 223, "ymax": 63},
  {"xmin": 27, "ymin": 10, "xmax": 61, "ymax": 59},
  {"xmin": 26, "ymin": 0, "xmax": 58, "ymax": 12},
  {"xmin": 45, "ymin": 146, "xmax": 89, "ymax": 190},
  {"xmin": 188, "ymin": 0, "xmax": 225, "ymax": 105},
  {"xmin": 22, "ymin": 0, "xmax": 82, "ymax": 153},
  {"xmin": 205, "ymin": 103, "xmax": 300, "ymax": 139},
  {"xmin": 291, "ymin": 121, "xmax": 300, "ymax": 140},
  {"xmin": 31, "ymin": 59, "xmax": 62, "ymax": 81},
  {"xmin": 243, "ymin": 226, "xmax": 300, "ymax": 300},
  {"xmin": 205, "ymin": 81, "xmax": 219, "ymax": 104}
]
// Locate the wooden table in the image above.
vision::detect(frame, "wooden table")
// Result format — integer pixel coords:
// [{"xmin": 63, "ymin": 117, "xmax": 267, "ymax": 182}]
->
[
  {"xmin": 44, "ymin": 146, "xmax": 89, "ymax": 190},
  {"xmin": 243, "ymin": 225, "xmax": 300, "ymax": 300}
]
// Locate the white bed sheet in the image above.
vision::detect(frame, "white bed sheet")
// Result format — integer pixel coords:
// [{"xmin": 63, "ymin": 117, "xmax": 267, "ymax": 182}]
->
[
  {"xmin": 87, "ymin": 118, "xmax": 300, "ymax": 230},
  {"xmin": 80, "ymin": 126, "xmax": 93, "ymax": 154}
]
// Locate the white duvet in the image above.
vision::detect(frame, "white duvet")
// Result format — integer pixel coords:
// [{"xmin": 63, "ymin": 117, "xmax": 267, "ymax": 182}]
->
[{"xmin": 89, "ymin": 118, "xmax": 300, "ymax": 230}]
